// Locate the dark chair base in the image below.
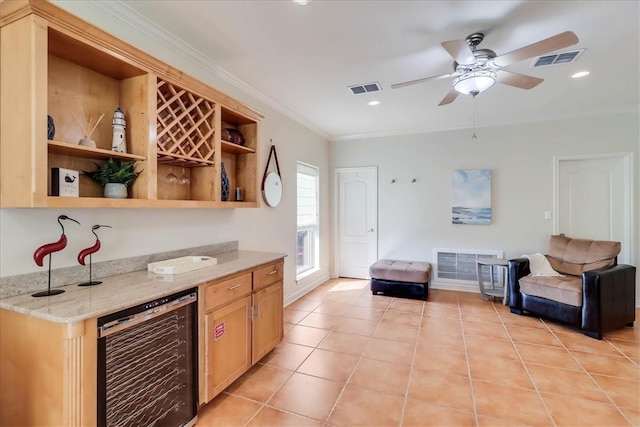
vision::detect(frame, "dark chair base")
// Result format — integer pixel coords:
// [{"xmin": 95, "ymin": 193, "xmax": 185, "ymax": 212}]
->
[{"xmin": 370, "ymin": 278, "xmax": 428, "ymax": 301}]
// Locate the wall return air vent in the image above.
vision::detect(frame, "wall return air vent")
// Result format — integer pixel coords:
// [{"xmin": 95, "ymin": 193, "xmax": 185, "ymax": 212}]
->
[
  {"xmin": 348, "ymin": 82, "xmax": 381, "ymax": 95},
  {"xmin": 432, "ymin": 248, "xmax": 504, "ymax": 288},
  {"xmin": 531, "ymin": 49, "xmax": 585, "ymax": 68}
]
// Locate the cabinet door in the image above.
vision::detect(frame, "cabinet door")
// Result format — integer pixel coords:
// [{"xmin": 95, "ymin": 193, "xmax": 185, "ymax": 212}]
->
[
  {"xmin": 204, "ymin": 295, "xmax": 251, "ymax": 402},
  {"xmin": 251, "ymin": 281, "xmax": 283, "ymax": 363}
]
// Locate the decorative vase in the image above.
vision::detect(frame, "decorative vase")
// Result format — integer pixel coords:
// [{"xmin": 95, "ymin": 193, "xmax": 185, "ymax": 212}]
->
[
  {"xmin": 104, "ymin": 183, "xmax": 127, "ymax": 199},
  {"xmin": 79, "ymin": 137, "xmax": 96, "ymax": 148},
  {"xmin": 221, "ymin": 162, "xmax": 230, "ymax": 201},
  {"xmin": 47, "ymin": 115, "xmax": 55, "ymax": 140}
]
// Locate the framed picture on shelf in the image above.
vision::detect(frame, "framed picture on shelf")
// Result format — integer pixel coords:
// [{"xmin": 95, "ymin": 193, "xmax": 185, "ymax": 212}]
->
[{"xmin": 51, "ymin": 167, "xmax": 79, "ymax": 197}]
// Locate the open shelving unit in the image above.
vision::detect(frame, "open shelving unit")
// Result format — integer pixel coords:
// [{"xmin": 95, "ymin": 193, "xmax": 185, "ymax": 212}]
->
[{"xmin": 0, "ymin": 1, "xmax": 263, "ymax": 208}]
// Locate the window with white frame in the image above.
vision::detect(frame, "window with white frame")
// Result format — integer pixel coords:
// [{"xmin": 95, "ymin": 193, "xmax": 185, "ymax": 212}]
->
[{"xmin": 296, "ymin": 162, "xmax": 319, "ymax": 278}]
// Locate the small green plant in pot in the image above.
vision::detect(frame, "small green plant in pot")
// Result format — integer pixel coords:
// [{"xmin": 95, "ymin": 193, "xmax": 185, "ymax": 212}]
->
[{"xmin": 84, "ymin": 158, "xmax": 141, "ymax": 198}]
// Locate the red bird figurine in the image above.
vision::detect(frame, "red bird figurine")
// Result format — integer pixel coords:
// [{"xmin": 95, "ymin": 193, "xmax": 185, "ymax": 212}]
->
[
  {"xmin": 33, "ymin": 215, "xmax": 80, "ymax": 266},
  {"xmin": 78, "ymin": 225, "xmax": 111, "ymax": 265},
  {"xmin": 77, "ymin": 224, "xmax": 111, "ymax": 287},
  {"xmin": 31, "ymin": 214, "xmax": 80, "ymax": 297}
]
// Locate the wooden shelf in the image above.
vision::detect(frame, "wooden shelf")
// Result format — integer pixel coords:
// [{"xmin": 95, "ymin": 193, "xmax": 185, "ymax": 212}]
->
[
  {"xmin": 1, "ymin": 2, "xmax": 262, "ymax": 209},
  {"xmin": 48, "ymin": 140, "xmax": 146, "ymax": 161},
  {"xmin": 221, "ymin": 141, "xmax": 255, "ymax": 155},
  {"xmin": 157, "ymin": 151, "xmax": 215, "ymax": 167}
]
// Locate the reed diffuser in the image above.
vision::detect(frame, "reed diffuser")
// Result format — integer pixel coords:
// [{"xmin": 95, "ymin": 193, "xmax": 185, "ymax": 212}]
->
[{"xmin": 71, "ymin": 107, "xmax": 105, "ymax": 148}]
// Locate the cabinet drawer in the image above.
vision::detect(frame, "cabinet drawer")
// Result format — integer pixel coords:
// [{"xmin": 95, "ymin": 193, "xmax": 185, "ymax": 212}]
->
[
  {"xmin": 204, "ymin": 273, "xmax": 252, "ymax": 312},
  {"xmin": 253, "ymin": 261, "xmax": 283, "ymax": 291}
]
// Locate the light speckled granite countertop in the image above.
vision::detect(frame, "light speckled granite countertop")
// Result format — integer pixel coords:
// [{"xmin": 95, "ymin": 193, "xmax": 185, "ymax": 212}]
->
[{"xmin": 0, "ymin": 250, "xmax": 285, "ymax": 324}]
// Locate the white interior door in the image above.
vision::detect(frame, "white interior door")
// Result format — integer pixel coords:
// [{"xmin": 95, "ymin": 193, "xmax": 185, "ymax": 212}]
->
[
  {"xmin": 555, "ymin": 153, "xmax": 633, "ymax": 263},
  {"xmin": 335, "ymin": 167, "xmax": 377, "ymax": 279}
]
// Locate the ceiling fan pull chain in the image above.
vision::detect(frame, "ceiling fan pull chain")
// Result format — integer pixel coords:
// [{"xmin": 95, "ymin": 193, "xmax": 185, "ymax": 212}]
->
[{"xmin": 472, "ymin": 94, "xmax": 478, "ymax": 140}]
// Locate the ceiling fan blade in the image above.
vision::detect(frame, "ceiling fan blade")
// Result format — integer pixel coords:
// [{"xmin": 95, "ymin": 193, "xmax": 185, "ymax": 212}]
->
[
  {"xmin": 391, "ymin": 73, "xmax": 452, "ymax": 89},
  {"xmin": 496, "ymin": 70, "xmax": 544, "ymax": 90},
  {"xmin": 493, "ymin": 31, "xmax": 578, "ymax": 68},
  {"xmin": 441, "ymin": 39, "xmax": 477, "ymax": 66},
  {"xmin": 438, "ymin": 89, "xmax": 459, "ymax": 106}
]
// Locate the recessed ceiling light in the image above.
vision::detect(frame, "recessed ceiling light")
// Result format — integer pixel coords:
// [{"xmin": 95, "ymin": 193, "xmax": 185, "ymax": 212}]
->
[
  {"xmin": 571, "ymin": 71, "xmax": 590, "ymax": 78},
  {"xmin": 368, "ymin": 100, "xmax": 380, "ymax": 106},
  {"xmin": 293, "ymin": 0, "xmax": 311, "ymax": 5}
]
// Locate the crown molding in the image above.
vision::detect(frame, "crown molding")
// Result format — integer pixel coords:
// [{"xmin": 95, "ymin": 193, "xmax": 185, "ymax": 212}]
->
[{"xmin": 84, "ymin": 0, "xmax": 331, "ymax": 141}]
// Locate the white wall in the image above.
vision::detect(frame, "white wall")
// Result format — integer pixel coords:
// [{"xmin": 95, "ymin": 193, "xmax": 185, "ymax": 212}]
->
[
  {"xmin": 0, "ymin": 2, "xmax": 332, "ymax": 302},
  {"xmin": 330, "ymin": 112, "xmax": 639, "ymax": 302},
  {"xmin": 2, "ymin": 2, "xmax": 637, "ymax": 306}
]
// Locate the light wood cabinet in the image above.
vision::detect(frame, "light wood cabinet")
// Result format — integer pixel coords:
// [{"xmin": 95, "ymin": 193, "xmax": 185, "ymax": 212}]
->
[
  {"xmin": 204, "ymin": 295, "xmax": 252, "ymax": 399},
  {"xmin": 0, "ymin": 309, "xmax": 97, "ymax": 427},
  {"xmin": 0, "ymin": 0, "xmax": 263, "ymax": 208},
  {"xmin": 252, "ymin": 281, "xmax": 283, "ymax": 363},
  {"xmin": 251, "ymin": 261, "xmax": 284, "ymax": 362},
  {"xmin": 199, "ymin": 260, "xmax": 284, "ymax": 404}
]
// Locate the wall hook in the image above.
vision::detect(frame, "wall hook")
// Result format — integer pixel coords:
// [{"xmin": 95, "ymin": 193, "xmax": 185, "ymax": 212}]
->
[
  {"xmin": 411, "ymin": 178, "xmax": 417, "ymax": 183},
  {"xmin": 390, "ymin": 179, "xmax": 396, "ymax": 184}
]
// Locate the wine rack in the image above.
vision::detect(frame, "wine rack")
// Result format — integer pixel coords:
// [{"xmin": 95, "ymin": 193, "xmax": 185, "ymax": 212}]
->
[{"xmin": 156, "ymin": 79, "xmax": 216, "ymax": 166}]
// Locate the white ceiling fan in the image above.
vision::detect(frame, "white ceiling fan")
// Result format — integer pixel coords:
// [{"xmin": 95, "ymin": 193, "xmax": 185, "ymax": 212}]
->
[{"xmin": 391, "ymin": 31, "xmax": 579, "ymax": 106}]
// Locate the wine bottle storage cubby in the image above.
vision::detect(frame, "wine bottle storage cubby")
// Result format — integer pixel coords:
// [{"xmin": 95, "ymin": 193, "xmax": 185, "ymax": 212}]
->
[
  {"xmin": 1, "ymin": 2, "xmax": 263, "ymax": 208},
  {"xmin": 156, "ymin": 79, "xmax": 216, "ymax": 166}
]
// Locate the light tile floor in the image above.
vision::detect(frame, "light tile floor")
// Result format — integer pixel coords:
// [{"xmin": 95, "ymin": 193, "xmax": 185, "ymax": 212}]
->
[{"xmin": 197, "ymin": 278, "xmax": 640, "ymax": 426}]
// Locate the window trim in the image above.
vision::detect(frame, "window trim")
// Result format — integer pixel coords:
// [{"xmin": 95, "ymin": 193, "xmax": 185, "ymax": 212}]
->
[{"xmin": 296, "ymin": 162, "xmax": 319, "ymax": 279}]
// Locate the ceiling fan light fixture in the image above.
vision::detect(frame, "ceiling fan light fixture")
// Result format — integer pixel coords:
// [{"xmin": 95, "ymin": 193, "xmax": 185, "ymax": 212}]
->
[{"xmin": 453, "ymin": 70, "xmax": 497, "ymax": 95}]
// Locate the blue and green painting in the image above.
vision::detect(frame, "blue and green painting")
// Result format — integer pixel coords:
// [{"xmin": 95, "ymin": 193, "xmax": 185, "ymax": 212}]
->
[{"xmin": 452, "ymin": 169, "xmax": 492, "ymax": 225}]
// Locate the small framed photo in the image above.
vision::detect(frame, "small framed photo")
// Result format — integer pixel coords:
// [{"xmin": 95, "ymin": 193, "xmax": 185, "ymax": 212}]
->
[{"xmin": 51, "ymin": 167, "xmax": 79, "ymax": 197}]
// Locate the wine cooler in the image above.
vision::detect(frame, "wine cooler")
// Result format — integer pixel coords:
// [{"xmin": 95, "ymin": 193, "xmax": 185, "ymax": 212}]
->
[{"xmin": 97, "ymin": 288, "xmax": 198, "ymax": 427}]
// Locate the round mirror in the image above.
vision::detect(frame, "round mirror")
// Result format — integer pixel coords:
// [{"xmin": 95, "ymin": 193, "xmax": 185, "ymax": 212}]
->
[{"xmin": 262, "ymin": 171, "xmax": 283, "ymax": 207}]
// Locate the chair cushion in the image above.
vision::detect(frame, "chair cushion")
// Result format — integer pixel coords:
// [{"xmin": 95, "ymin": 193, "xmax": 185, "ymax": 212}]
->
[
  {"xmin": 547, "ymin": 235, "xmax": 619, "ymax": 276},
  {"xmin": 519, "ymin": 274, "xmax": 583, "ymax": 307},
  {"xmin": 369, "ymin": 259, "xmax": 432, "ymax": 283}
]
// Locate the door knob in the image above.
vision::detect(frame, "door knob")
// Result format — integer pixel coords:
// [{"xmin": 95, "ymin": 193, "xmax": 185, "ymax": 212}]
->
[{"xmin": 368, "ymin": 228, "xmax": 374, "ymax": 232}]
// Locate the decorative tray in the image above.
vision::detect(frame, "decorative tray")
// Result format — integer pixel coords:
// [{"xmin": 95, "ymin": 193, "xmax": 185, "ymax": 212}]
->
[{"xmin": 147, "ymin": 256, "xmax": 218, "ymax": 275}]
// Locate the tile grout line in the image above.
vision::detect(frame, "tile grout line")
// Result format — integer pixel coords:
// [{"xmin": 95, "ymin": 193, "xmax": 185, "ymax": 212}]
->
[
  {"xmin": 397, "ymin": 296, "xmax": 427, "ymax": 427},
  {"xmin": 264, "ymin": 292, "xmax": 357, "ymax": 425},
  {"xmin": 499, "ymin": 310, "xmax": 559, "ymax": 427},
  {"xmin": 457, "ymin": 296, "xmax": 481, "ymax": 427},
  {"xmin": 543, "ymin": 321, "xmax": 636, "ymax": 426},
  {"xmin": 320, "ymin": 289, "xmax": 391, "ymax": 425}
]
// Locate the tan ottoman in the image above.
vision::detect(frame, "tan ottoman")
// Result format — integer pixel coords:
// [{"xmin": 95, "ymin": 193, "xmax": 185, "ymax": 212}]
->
[{"xmin": 369, "ymin": 259, "xmax": 431, "ymax": 300}]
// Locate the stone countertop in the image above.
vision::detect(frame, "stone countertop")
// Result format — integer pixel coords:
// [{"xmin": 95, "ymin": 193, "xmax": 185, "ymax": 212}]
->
[{"xmin": 0, "ymin": 250, "xmax": 286, "ymax": 324}]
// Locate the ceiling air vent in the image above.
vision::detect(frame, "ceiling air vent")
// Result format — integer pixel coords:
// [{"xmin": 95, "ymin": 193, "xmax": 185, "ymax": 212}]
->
[
  {"xmin": 531, "ymin": 49, "xmax": 585, "ymax": 68},
  {"xmin": 348, "ymin": 82, "xmax": 381, "ymax": 95}
]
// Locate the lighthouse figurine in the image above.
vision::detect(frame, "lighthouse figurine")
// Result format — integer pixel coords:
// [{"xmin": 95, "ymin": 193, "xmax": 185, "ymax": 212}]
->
[{"xmin": 111, "ymin": 107, "xmax": 127, "ymax": 153}]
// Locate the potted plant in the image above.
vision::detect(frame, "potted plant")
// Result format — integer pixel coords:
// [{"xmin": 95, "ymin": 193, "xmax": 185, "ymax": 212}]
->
[{"xmin": 84, "ymin": 158, "xmax": 141, "ymax": 199}]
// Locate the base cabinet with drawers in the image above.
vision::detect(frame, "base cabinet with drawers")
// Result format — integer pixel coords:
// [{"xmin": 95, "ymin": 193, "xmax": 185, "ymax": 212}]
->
[
  {"xmin": 199, "ymin": 260, "xmax": 284, "ymax": 404},
  {"xmin": 0, "ymin": 253, "xmax": 285, "ymax": 426}
]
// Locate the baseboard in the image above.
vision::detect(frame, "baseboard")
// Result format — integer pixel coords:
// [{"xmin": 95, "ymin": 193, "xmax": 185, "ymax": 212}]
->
[
  {"xmin": 285, "ymin": 272, "xmax": 331, "ymax": 307},
  {"xmin": 430, "ymin": 280, "xmax": 480, "ymax": 294}
]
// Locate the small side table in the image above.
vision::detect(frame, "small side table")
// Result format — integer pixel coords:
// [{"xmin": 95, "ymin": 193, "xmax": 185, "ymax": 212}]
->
[{"xmin": 477, "ymin": 257, "xmax": 509, "ymax": 305}]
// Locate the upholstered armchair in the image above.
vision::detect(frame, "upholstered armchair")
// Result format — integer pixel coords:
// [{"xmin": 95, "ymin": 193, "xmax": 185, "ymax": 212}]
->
[{"xmin": 508, "ymin": 235, "xmax": 636, "ymax": 339}]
